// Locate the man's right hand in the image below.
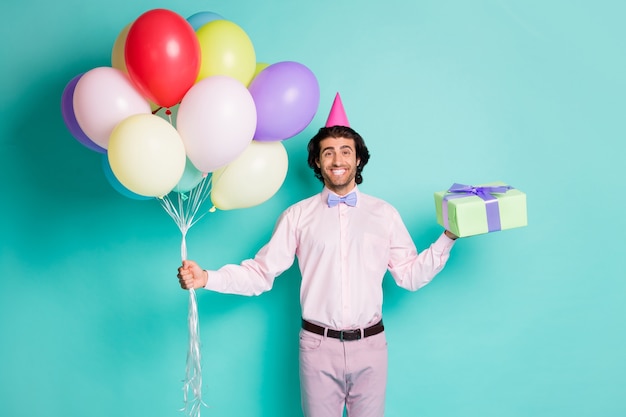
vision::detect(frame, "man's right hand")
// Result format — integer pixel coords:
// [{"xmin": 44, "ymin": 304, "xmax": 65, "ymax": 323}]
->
[{"xmin": 177, "ymin": 260, "xmax": 208, "ymax": 290}]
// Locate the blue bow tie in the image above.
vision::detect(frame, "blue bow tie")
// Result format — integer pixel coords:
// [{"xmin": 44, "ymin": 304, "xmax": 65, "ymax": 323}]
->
[{"xmin": 328, "ymin": 192, "xmax": 357, "ymax": 207}]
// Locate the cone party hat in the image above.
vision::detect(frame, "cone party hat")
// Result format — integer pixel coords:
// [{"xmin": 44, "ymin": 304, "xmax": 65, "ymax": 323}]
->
[{"xmin": 325, "ymin": 93, "xmax": 350, "ymax": 127}]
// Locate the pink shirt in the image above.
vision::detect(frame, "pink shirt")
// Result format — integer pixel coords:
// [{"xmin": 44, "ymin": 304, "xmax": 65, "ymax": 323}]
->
[{"xmin": 205, "ymin": 186, "xmax": 455, "ymax": 330}]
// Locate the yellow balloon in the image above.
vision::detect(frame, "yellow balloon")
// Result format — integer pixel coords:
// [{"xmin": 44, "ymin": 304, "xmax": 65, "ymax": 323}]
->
[
  {"xmin": 112, "ymin": 22, "xmax": 162, "ymax": 112},
  {"xmin": 111, "ymin": 23, "xmax": 132, "ymax": 74},
  {"xmin": 108, "ymin": 114, "xmax": 186, "ymax": 197},
  {"xmin": 211, "ymin": 141, "xmax": 288, "ymax": 210},
  {"xmin": 196, "ymin": 20, "xmax": 256, "ymax": 85},
  {"xmin": 247, "ymin": 62, "xmax": 270, "ymax": 87}
]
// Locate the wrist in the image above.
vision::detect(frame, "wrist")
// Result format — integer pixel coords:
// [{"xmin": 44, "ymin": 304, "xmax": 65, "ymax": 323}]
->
[
  {"xmin": 444, "ymin": 230, "xmax": 458, "ymax": 240},
  {"xmin": 202, "ymin": 270, "xmax": 209, "ymax": 287}
]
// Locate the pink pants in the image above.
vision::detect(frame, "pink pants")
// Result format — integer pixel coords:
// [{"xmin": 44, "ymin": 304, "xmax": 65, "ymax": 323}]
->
[{"xmin": 299, "ymin": 328, "xmax": 388, "ymax": 417}]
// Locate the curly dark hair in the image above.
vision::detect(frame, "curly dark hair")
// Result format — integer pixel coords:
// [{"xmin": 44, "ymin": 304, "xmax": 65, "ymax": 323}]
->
[{"xmin": 307, "ymin": 125, "xmax": 370, "ymax": 184}]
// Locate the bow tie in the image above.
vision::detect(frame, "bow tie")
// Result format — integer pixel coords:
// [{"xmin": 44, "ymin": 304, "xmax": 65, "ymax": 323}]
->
[{"xmin": 328, "ymin": 192, "xmax": 357, "ymax": 207}]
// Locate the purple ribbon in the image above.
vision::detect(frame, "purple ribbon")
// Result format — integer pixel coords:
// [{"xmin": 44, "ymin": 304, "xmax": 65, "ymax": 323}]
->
[{"xmin": 442, "ymin": 183, "xmax": 513, "ymax": 233}]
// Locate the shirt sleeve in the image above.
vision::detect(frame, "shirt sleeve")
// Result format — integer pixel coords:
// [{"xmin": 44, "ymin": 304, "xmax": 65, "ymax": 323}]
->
[
  {"xmin": 387, "ymin": 210, "xmax": 456, "ymax": 291},
  {"xmin": 204, "ymin": 209, "xmax": 298, "ymax": 296}
]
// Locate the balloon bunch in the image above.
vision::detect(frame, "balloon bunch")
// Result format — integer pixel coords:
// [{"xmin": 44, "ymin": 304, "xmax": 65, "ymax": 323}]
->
[
  {"xmin": 61, "ymin": 8, "xmax": 320, "ymax": 209},
  {"xmin": 61, "ymin": 9, "xmax": 320, "ymax": 417}
]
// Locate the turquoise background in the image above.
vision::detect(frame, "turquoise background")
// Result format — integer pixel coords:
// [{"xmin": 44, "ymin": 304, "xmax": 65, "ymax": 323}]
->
[{"xmin": 1, "ymin": 1, "xmax": 624, "ymax": 416}]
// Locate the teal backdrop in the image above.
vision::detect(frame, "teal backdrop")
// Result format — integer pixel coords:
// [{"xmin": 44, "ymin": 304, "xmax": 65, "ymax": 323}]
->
[{"xmin": 1, "ymin": 1, "xmax": 624, "ymax": 416}]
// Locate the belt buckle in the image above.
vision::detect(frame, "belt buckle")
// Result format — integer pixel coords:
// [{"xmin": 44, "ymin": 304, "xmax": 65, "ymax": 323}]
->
[{"xmin": 340, "ymin": 329, "xmax": 362, "ymax": 342}]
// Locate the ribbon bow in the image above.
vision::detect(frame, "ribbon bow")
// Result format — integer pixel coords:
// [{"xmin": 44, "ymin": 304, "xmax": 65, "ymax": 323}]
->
[
  {"xmin": 443, "ymin": 183, "xmax": 513, "ymax": 232},
  {"xmin": 328, "ymin": 192, "xmax": 357, "ymax": 207}
]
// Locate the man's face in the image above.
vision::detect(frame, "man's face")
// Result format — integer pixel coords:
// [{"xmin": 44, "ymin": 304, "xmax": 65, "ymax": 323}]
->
[{"xmin": 316, "ymin": 136, "xmax": 361, "ymax": 195}]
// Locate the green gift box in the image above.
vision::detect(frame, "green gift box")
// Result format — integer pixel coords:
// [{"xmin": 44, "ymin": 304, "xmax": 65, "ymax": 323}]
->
[{"xmin": 434, "ymin": 182, "xmax": 527, "ymax": 237}]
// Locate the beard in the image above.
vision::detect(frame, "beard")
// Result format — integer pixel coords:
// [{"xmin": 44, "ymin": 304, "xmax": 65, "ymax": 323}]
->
[{"xmin": 321, "ymin": 166, "xmax": 358, "ymax": 193}]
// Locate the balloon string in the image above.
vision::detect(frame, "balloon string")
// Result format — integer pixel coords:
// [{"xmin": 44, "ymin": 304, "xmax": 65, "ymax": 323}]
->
[
  {"xmin": 181, "ymin": 232, "xmax": 188, "ymax": 262},
  {"xmin": 181, "ymin": 233, "xmax": 205, "ymax": 417},
  {"xmin": 157, "ymin": 178, "xmax": 214, "ymax": 417}
]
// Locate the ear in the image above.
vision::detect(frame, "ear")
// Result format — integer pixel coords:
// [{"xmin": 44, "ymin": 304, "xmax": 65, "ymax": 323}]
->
[{"xmin": 315, "ymin": 158, "xmax": 321, "ymax": 168}]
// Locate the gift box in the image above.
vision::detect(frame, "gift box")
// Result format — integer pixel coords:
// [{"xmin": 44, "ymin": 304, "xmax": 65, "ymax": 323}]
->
[{"xmin": 434, "ymin": 182, "xmax": 527, "ymax": 237}]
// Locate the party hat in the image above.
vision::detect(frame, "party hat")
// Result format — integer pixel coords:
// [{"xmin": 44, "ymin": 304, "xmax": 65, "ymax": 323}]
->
[{"xmin": 325, "ymin": 93, "xmax": 350, "ymax": 127}]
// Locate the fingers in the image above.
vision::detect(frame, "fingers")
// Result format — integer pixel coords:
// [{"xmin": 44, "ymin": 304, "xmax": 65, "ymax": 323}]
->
[
  {"xmin": 177, "ymin": 260, "xmax": 203, "ymax": 290},
  {"xmin": 178, "ymin": 274, "xmax": 193, "ymax": 290},
  {"xmin": 179, "ymin": 278, "xmax": 192, "ymax": 290},
  {"xmin": 177, "ymin": 265, "xmax": 192, "ymax": 290}
]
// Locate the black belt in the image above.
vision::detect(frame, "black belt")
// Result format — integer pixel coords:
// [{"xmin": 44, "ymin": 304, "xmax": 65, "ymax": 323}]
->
[{"xmin": 302, "ymin": 319, "xmax": 384, "ymax": 341}]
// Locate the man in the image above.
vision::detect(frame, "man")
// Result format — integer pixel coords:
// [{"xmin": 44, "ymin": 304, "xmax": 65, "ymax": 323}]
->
[{"xmin": 177, "ymin": 93, "xmax": 458, "ymax": 417}]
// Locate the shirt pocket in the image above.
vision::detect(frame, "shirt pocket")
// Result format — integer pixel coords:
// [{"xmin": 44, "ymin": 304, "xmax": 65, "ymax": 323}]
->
[{"xmin": 361, "ymin": 232, "xmax": 389, "ymax": 275}]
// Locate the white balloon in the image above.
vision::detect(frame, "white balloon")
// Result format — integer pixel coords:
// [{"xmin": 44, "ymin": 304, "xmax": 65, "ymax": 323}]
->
[
  {"xmin": 73, "ymin": 67, "xmax": 151, "ymax": 148},
  {"xmin": 176, "ymin": 75, "xmax": 257, "ymax": 173},
  {"xmin": 211, "ymin": 141, "xmax": 288, "ymax": 210}
]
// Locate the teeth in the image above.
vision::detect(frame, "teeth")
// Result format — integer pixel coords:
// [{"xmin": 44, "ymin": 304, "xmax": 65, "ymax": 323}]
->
[{"xmin": 331, "ymin": 169, "xmax": 346, "ymax": 175}]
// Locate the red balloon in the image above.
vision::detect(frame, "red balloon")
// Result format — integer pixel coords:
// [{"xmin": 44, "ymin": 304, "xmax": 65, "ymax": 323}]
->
[{"xmin": 125, "ymin": 9, "xmax": 200, "ymax": 108}]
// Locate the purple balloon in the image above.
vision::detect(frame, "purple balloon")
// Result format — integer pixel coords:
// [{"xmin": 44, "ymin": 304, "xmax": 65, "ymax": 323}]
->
[
  {"xmin": 249, "ymin": 61, "xmax": 320, "ymax": 142},
  {"xmin": 61, "ymin": 74, "xmax": 106, "ymax": 153}
]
